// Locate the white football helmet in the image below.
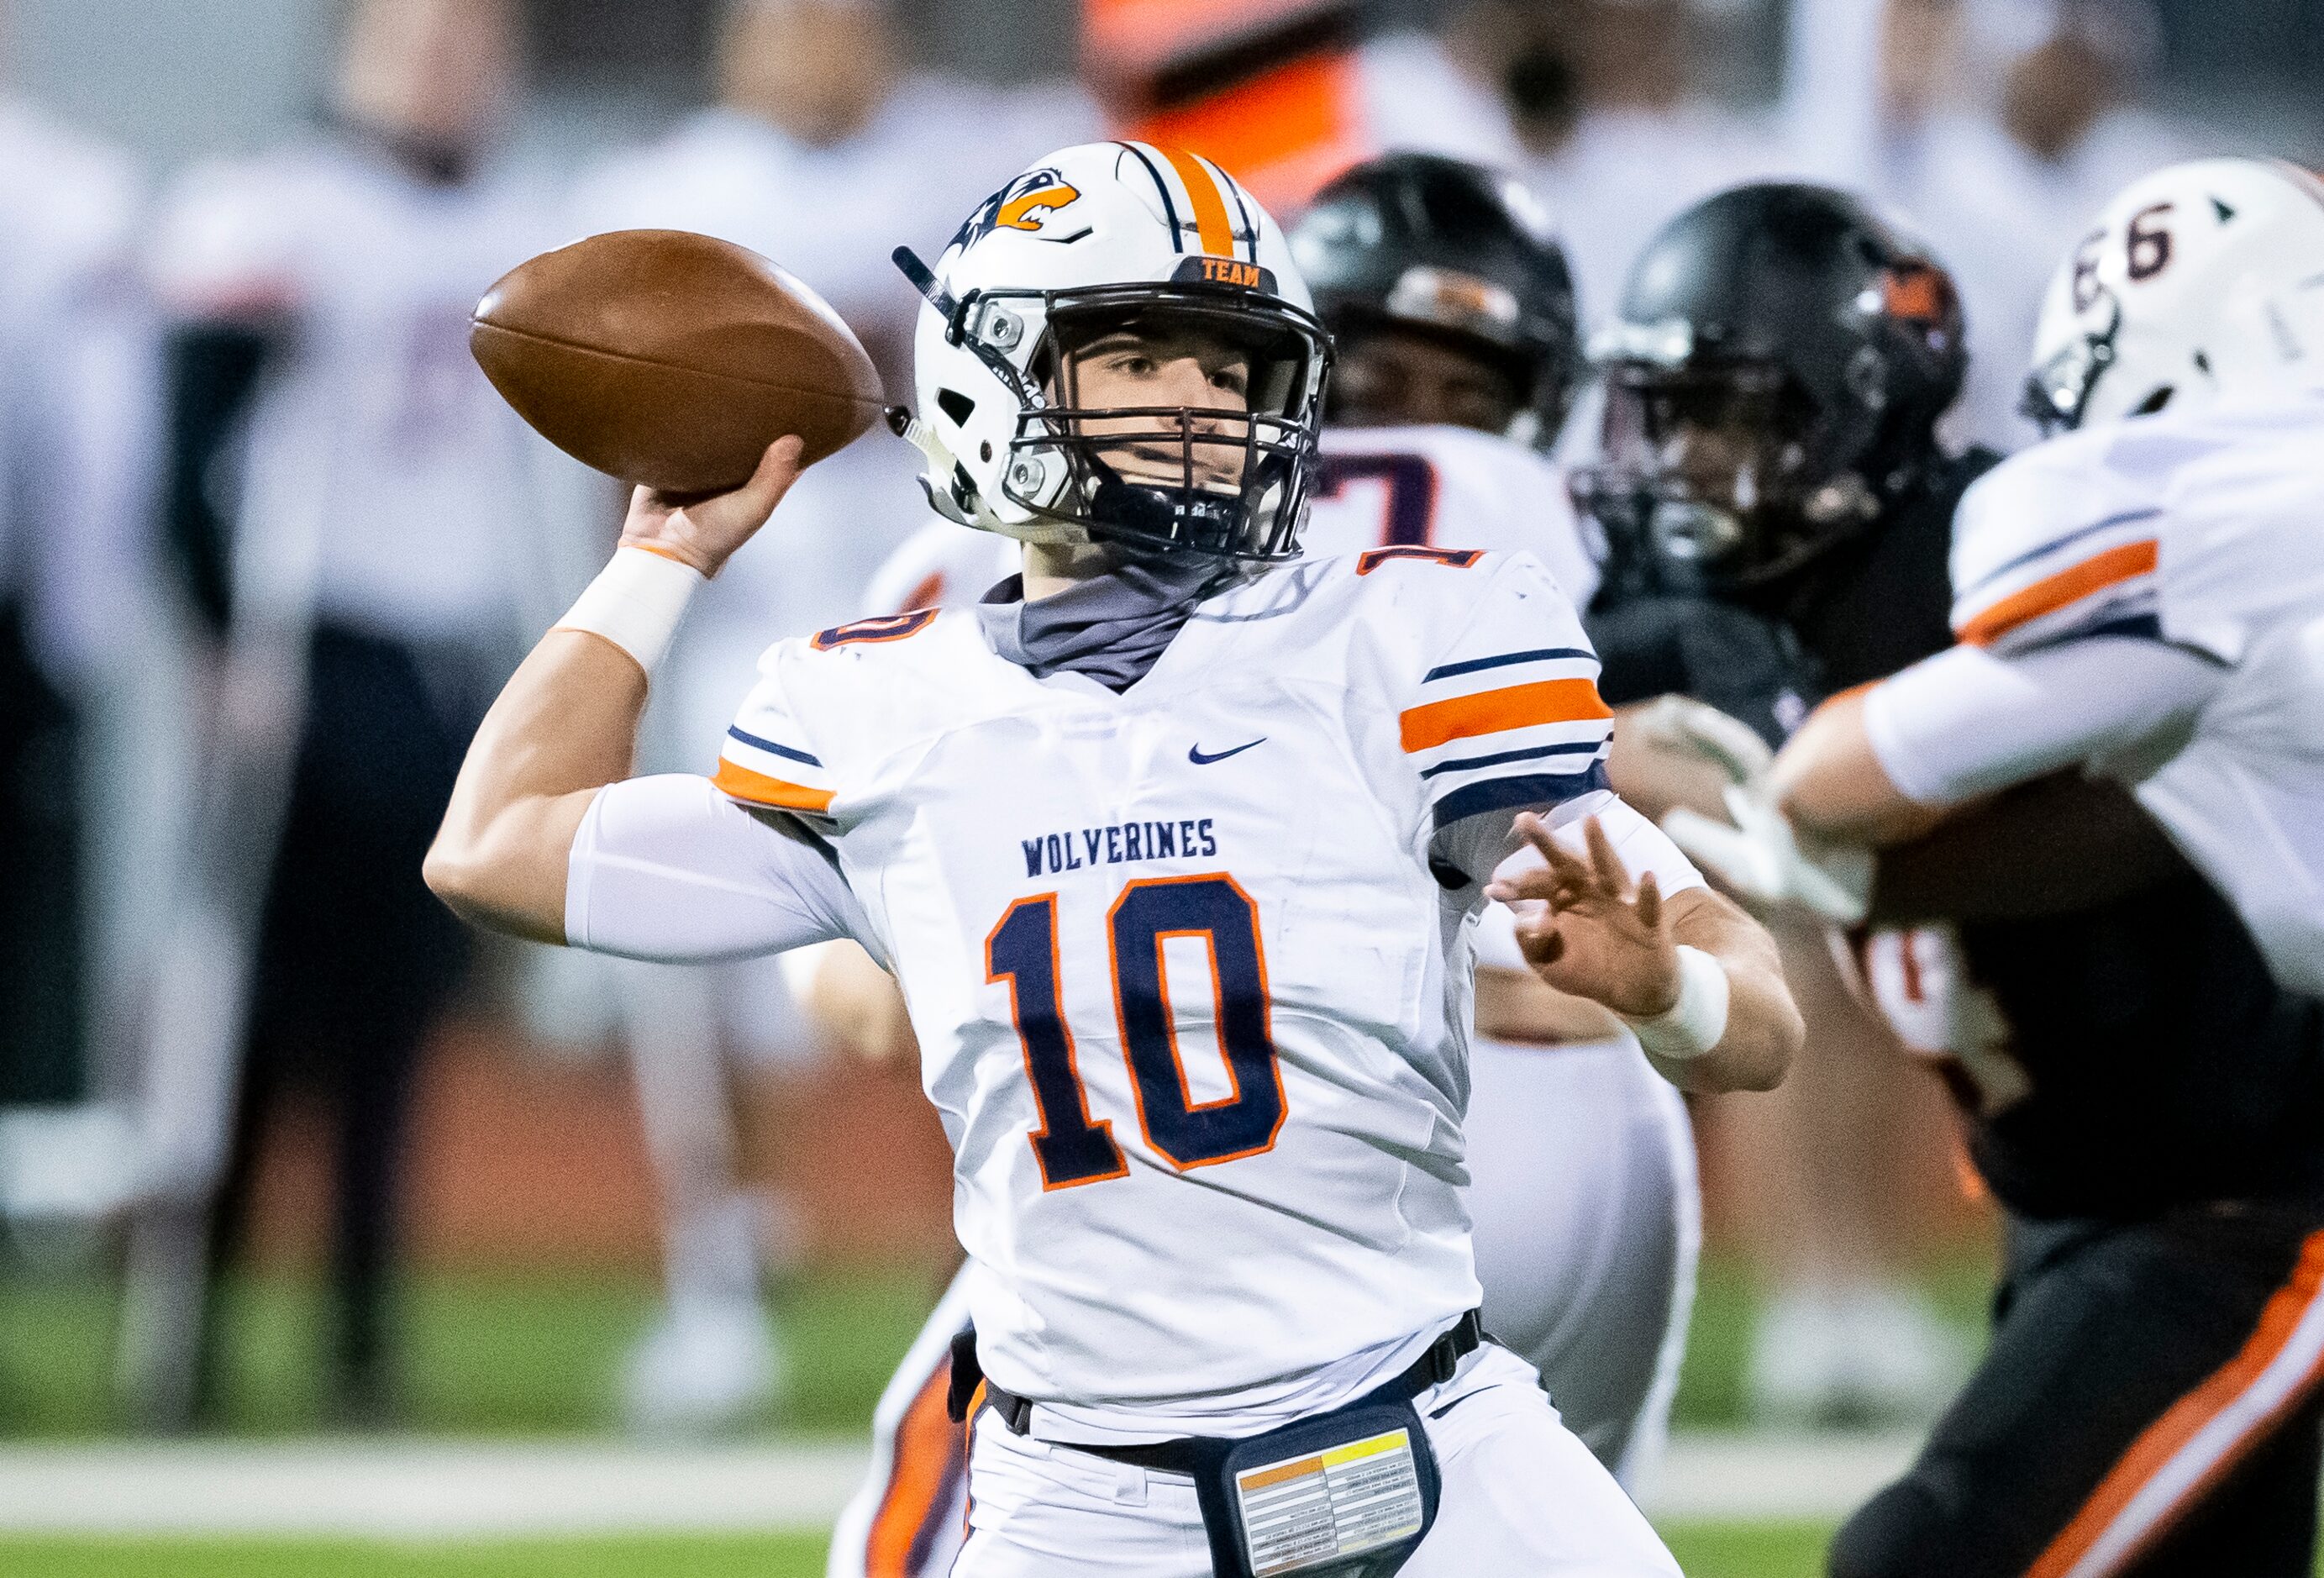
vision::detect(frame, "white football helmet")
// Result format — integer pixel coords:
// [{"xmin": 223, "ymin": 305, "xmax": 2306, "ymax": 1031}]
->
[
  {"xmin": 2024, "ymin": 156, "xmax": 2324, "ymax": 434},
  {"xmin": 891, "ymin": 141, "xmax": 1331, "ymax": 560}
]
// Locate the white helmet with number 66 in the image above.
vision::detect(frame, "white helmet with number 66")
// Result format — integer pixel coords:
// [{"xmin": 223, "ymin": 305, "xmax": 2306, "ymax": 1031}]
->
[
  {"xmin": 2024, "ymin": 157, "xmax": 2324, "ymax": 434},
  {"xmin": 889, "ymin": 141, "xmax": 1332, "ymax": 561}
]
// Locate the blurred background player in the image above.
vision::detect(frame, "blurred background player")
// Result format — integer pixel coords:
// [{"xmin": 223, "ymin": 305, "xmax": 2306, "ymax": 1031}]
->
[
  {"xmin": 0, "ymin": 59, "xmax": 158, "ymax": 1128},
  {"xmin": 1079, "ymin": 0, "xmax": 1521, "ymax": 214},
  {"xmin": 820, "ymin": 152, "xmax": 1700, "ymax": 1578},
  {"xmin": 1450, "ymin": 0, "xmax": 1793, "ymax": 333},
  {"xmin": 572, "ymin": 0, "xmax": 1096, "ymax": 1433},
  {"xmin": 1579, "ymin": 182, "xmax": 1990, "ymax": 1425},
  {"xmin": 1787, "ymin": 0, "xmax": 2198, "ymax": 450},
  {"xmin": 130, "ymin": 0, "xmax": 567, "ymax": 1428}
]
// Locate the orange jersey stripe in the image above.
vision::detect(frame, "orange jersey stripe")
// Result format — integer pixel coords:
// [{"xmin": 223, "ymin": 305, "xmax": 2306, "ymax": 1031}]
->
[
  {"xmin": 2027, "ymin": 1228, "xmax": 2324, "ymax": 1578},
  {"xmin": 711, "ymin": 760, "xmax": 834, "ymax": 813},
  {"xmin": 865, "ymin": 1360, "xmax": 964, "ymax": 1578},
  {"xmin": 1155, "ymin": 144, "xmax": 1237, "ymax": 257},
  {"xmin": 1959, "ymin": 539, "xmax": 2158, "ymax": 646},
  {"xmin": 1399, "ymin": 678, "xmax": 1611, "ymax": 755}
]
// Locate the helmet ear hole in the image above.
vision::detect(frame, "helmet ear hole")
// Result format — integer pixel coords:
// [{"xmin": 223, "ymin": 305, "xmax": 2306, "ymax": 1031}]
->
[
  {"xmin": 937, "ymin": 387, "xmax": 976, "ymax": 426},
  {"xmin": 2133, "ymin": 386, "xmax": 2175, "ymax": 416}
]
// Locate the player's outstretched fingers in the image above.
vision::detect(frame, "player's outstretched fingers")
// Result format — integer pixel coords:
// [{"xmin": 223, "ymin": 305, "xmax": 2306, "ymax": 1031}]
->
[
  {"xmin": 1635, "ymin": 869, "xmax": 1663, "ymax": 933},
  {"xmin": 1537, "ymin": 823, "xmax": 1601, "ymax": 912},
  {"xmin": 1582, "ymin": 815, "xmax": 1631, "ymax": 900},
  {"xmin": 1487, "ymin": 813, "xmax": 1585, "ymax": 909}
]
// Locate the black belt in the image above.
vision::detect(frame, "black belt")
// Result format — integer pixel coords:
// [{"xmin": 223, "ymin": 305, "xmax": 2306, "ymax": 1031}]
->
[{"xmin": 972, "ymin": 1311, "xmax": 1483, "ymax": 1475}]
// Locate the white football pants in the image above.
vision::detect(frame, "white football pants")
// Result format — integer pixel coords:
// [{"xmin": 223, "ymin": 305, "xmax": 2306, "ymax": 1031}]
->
[
  {"xmin": 827, "ymin": 1036, "xmax": 1696, "ymax": 1578},
  {"xmin": 952, "ymin": 1344, "xmax": 1680, "ymax": 1577}
]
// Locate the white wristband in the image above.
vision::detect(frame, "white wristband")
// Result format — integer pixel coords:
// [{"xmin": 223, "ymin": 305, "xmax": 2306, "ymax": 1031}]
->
[
  {"xmin": 1622, "ymin": 944, "xmax": 1731, "ymax": 1062},
  {"xmin": 553, "ymin": 545, "xmax": 706, "ymax": 678}
]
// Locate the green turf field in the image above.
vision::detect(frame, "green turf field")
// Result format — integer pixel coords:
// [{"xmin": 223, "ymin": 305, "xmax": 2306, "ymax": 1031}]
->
[
  {"xmin": 0, "ymin": 1523, "xmax": 1838, "ymax": 1576},
  {"xmin": 0, "ymin": 1253, "xmax": 1996, "ymax": 1436},
  {"xmin": 0, "ymin": 1265, "xmax": 944, "ymax": 1437},
  {"xmin": 0, "ymin": 1256, "xmax": 1993, "ymax": 1578}
]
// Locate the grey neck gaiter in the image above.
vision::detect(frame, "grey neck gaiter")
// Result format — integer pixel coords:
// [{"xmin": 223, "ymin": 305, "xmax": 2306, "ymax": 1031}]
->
[{"xmin": 977, "ymin": 551, "xmax": 1238, "ymax": 693}]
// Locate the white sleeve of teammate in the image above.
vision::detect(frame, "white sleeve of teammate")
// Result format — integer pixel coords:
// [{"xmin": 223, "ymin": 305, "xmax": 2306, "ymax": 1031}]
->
[
  {"xmin": 1862, "ymin": 637, "xmax": 2226, "ymax": 807},
  {"xmin": 1473, "ymin": 800, "xmax": 1708, "ymax": 970},
  {"xmin": 565, "ymin": 773, "xmax": 877, "ymax": 963}
]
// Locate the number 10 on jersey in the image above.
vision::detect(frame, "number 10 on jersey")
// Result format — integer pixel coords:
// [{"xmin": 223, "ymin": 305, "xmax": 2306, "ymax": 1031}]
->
[{"xmin": 986, "ymin": 875, "xmax": 1287, "ymax": 1188}]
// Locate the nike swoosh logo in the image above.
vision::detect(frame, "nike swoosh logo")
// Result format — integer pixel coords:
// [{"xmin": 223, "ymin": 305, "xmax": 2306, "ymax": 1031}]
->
[{"xmin": 1189, "ymin": 738, "xmax": 1266, "ymax": 765}]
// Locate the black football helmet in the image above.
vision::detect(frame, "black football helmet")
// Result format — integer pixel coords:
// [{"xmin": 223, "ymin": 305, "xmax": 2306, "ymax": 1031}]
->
[
  {"xmin": 1578, "ymin": 182, "xmax": 1967, "ymax": 593},
  {"xmin": 1289, "ymin": 152, "xmax": 1582, "ymax": 444}
]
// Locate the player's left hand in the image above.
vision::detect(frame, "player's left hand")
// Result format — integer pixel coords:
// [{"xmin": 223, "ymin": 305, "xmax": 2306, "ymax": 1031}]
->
[{"xmin": 1486, "ymin": 813, "xmax": 1682, "ymax": 1019}]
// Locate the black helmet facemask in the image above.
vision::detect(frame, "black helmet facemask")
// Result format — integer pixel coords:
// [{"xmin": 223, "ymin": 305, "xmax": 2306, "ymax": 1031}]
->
[
  {"xmin": 1574, "ymin": 184, "xmax": 1968, "ymax": 596},
  {"xmin": 1006, "ymin": 286, "xmax": 1330, "ymax": 563},
  {"xmin": 1580, "ymin": 350, "xmax": 1886, "ymax": 593}
]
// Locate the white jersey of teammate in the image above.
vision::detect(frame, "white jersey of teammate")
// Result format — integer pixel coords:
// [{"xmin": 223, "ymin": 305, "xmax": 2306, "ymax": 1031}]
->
[
  {"xmin": 150, "ymin": 136, "xmax": 566, "ymax": 645},
  {"xmin": 710, "ymin": 544, "xmax": 1634, "ymax": 1435},
  {"xmin": 1865, "ymin": 387, "xmax": 2324, "ymax": 998}
]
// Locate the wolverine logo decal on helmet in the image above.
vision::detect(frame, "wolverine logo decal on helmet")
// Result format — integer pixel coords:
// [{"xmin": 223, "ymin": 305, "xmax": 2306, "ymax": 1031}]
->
[{"xmin": 952, "ymin": 169, "xmax": 1087, "ymax": 250}]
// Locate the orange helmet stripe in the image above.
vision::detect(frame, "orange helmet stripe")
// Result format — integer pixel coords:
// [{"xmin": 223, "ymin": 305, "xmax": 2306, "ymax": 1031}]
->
[{"xmin": 1155, "ymin": 143, "xmax": 1238, "ymax": 258}]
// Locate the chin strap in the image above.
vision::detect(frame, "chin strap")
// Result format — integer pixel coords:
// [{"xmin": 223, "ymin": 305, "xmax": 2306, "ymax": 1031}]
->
[{"xmin": 884, "ymin": 405, "xmax": 1084, "ymax": 547}]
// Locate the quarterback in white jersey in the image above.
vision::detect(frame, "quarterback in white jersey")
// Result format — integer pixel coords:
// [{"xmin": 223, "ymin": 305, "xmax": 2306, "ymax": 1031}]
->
[
  {"xmin": 825, "ymin": 152, "xmax": 1696, "ymax": 1578},
  {"xmin": 431, "ymin": 142, "xmax": 1798, "ymax": 1576}
]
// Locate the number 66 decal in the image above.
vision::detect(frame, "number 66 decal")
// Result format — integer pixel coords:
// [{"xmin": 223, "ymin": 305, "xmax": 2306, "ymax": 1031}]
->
[{"xmin": 986, "ymin": 875, "xmax": 1287, "ymax": 1189}]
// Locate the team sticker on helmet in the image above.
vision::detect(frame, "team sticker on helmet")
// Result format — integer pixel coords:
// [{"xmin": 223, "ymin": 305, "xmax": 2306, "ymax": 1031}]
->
[
  {"xmin": 951, "ymin": 167, "xmax": 1088, "ymax": 251},
  {"xmin": 1174, "ymin": 255, "xmax": 1277, "ymax": 292}
]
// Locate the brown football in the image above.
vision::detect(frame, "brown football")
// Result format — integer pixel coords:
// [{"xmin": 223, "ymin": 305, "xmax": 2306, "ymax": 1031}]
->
[{"xmin": 471, "ymin": 229, "xmax": 885, "ymax": 494}]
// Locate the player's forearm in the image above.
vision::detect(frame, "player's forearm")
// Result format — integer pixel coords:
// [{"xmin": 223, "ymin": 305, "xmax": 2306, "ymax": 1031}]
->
[
  {"xmin": 424, "ymin": 631, "xmax": 644, "ymax": 944},
  {"xmin": 1774, "ymin": 690, "xmax": 1948, "ymax": 845},
  {"xmin": 1658, "ymin": 890, "xmax": 1802, "ymax": 1093}
]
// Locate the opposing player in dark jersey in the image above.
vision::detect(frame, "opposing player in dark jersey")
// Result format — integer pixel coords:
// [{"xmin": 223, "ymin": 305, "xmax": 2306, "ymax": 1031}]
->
[
  {"xmin": 1581, "ymin": 181, "xmax": 1995, "ymax": 1424},
  {"xmin": 1697, "ymin": 157, "xmax": 2324, "ymax": 1578}
]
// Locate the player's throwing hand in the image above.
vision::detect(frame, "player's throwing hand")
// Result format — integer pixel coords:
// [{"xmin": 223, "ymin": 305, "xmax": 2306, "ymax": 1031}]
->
[
  {"xmin": 1487, "ymin": 813, "xmax": 1684, "ymax": 1019},
  {"xmin": 619, "ymin": 435, "xmax": 806, "ymax": 577}
]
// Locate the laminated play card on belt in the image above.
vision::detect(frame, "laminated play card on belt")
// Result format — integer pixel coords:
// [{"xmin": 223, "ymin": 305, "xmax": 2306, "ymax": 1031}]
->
[{"xmin": 1234, "ymin": 1426, "xmax": 1428, "ymax": 1575}]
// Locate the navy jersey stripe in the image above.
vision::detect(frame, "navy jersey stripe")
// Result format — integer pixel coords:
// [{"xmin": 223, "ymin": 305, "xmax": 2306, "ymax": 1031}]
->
[
  {"xmin": 1213, "ymin": 158, "xmax": 1259, "ymax": 260},
  {"xmin": 1432, "ymin": 763, "xmax": 1611, "ymax": 828},
  {"xmin": 1423, "ymin": 646, "xmax": 1597, "ymax": 683},
  {"xmin": 1419, "ymin": 738, "xmax": 1606, "ymax": 780},
  {"xmin": 1959, "ymin": 507, "xmax": 2164, "ymax": 599},
  {"xmin": 727, "ymin": 726, "xmax": 822, "ymax": 768},
  {"xmin": 1113, "ymin": 142, "xmax": 1184, "ymax": 255},
  {"xmin": 2011, "ymin": 607, "xmax": 2166, "ymax": 654}
]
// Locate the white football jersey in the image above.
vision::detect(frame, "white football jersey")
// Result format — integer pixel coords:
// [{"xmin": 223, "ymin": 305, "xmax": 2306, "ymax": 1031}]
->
[
  {"xmin": 0, "ymin": 100, "xmax": 154, "ymax": 685},
  {"xmin": 715, "ymin": 548, "xmax": 1614, "ymax": 1434},
  {"xmin": 1942, "ymin": 387, "xmax": 2324, "ymax": 997},
  {"xmin": 863, "ymin": 423, "xmax": 1599, "ymax": 617},
  {"xmin": 149, "ymin": 138, "xmax": 567, "ymax": 644}
]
